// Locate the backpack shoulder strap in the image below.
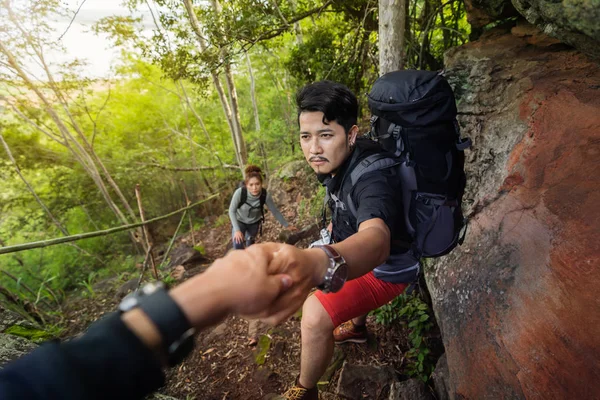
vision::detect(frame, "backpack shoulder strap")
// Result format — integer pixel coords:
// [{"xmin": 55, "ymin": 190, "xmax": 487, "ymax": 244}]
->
[
  {"xmin": 341, "ymin": 154, "xmax": 400, "ymax": 220},
  {"xmin": 259, "ymin": 189, "xmax": 267, "ymax": 207},
  {"xmin": 259, "ymin": 189, "xmax": 267, "ymax": 220},
  {"xmin": 349, "ymin": 154, "xmax": 400, "ymax": 186},
  {"xmin": 238, "ymin": 187, "xmax": 248, "ymax": 209}
]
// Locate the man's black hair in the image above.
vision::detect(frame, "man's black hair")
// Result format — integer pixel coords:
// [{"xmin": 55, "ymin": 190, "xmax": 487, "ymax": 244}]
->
[{"xmin": 296, "ymin": 80, "xmax": 358, "ymax": 134}]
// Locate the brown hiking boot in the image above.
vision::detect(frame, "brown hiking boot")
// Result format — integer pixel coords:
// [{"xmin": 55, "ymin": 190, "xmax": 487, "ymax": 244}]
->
[
  {"xmin": 333, "ymin": 320, "xmax": 368, "ymax": 344},
  {"xmin": 275, "ymin": 385, "xmax": 318, "ymax": 400},
  {"xmin": 276, "ymin": 380, "xmax": 318, "ymax": 400}
]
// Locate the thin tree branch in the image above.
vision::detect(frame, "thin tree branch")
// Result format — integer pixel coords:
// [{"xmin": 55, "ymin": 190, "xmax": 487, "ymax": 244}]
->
[
  {"xmin": 158, "ymin": 210, "xmax": 187, "ymax": 270},
  {"xmin": 0, "ymin": 193, "xmax": 220, "ymax": 255},
  {"xmin": 134, "ymin": 184, "xmax": 158, "ymax": 279},
  {"xmin": 58, "ymin": 0, "xmax": 88, "ymax": 41},
  {"xmin": 141, "ymin": 162, "xmax": 238, "ymax": 171}
]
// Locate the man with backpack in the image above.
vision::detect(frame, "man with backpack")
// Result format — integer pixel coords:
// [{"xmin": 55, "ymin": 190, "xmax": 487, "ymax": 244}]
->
[{"xmin": 270, "ymin": 73, "xmax": 468, "ymax": 399}]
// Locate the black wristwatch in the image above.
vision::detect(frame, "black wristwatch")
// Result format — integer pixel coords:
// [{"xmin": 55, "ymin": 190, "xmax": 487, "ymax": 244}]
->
[
  {"xmin": 313, "ymin": 244, "xmax": 348, "ymax": 293},
  {"xmin": 119, "ymin": 282, "xmax": 195, "ymax": 366}
]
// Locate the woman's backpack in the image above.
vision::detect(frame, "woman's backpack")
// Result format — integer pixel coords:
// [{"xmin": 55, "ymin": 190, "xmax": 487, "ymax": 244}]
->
[{"xmin": 357, "ymin": 70, "xmax": 471, "ymax": 258}]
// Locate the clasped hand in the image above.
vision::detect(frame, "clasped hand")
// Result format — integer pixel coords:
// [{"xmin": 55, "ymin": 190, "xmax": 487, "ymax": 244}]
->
[{"xmin": 178, "ymin": 243, "xmax": 329, "ymax": 328}]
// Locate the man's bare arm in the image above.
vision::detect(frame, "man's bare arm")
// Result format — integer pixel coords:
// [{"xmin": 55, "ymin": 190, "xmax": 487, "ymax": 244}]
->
[{"xmin": 330, "ymin": 218, "xmax": 390, "ymax": 280}]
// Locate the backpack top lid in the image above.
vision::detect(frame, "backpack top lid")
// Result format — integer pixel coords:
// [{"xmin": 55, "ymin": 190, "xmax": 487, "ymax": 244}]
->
[{"xmin": 367, "ymin": 70, "xmax": 457, "ymax": 127}]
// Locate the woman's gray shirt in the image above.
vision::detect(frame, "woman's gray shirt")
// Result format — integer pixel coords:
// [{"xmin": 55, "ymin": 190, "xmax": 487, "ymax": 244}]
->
[{"xmin": 228, "ymin": 187, "xmax": 288, "ymax": 232}]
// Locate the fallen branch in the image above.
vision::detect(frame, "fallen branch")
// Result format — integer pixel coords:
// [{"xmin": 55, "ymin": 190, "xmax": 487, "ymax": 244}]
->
[
  {"xmin": 141, "ymin": 162, "xmax": 239, "ymax": 172},
  {"xmin": 0, "ymin": 193, "xmax": 220, "ymax": 255}
]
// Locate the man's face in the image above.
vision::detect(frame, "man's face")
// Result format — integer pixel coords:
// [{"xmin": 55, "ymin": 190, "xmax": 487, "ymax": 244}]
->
[{"xmin": 299, "ymin": 111, "xmax": 358, "ymax": 175}]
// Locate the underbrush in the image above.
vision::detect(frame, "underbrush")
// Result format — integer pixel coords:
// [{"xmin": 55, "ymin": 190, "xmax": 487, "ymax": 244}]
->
[{"xmin": 370, "ymin": 290, "xmax": 438, "ymax": 383}]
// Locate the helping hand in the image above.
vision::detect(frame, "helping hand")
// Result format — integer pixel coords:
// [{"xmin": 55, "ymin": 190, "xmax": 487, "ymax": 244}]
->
[
  {"xmin": 170, "ymin": 243, "xmax": 293, "ymax": 327},
  {"xmin": 258, "ymin": 244, "xmax": 329, "ymax": 325}
]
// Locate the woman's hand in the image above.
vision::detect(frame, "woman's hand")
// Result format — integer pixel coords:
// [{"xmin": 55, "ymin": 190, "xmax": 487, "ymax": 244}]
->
[{"xmin": 233, "ymin": 230, "xmax": 244, "ymax": 244}]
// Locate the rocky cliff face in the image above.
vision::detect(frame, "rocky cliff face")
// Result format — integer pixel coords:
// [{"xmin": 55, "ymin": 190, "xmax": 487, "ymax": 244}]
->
[
  {"xmin": 465, "ymin": 0, "xmax": 599, "ymax": 59},
  {"xmin": 426, "ymin": 20, "xmax": 600, "ymax": 399}
]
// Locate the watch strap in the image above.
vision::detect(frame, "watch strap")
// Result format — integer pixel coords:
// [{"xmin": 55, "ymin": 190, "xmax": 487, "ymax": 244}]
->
[
  {"xmin": 314, "ymin": 244, "xmax": 346, "ymax": 292},
  {"xmin": 137, "ymin": 287, "xmax": 193, "ymax": 352},
  {"xmin": 121, "ymin": 283, "xmax": 195, "ymax": 366},
  {"xmin": 317, "ymin": 244, "xmax": 343, "ymax": 261}
]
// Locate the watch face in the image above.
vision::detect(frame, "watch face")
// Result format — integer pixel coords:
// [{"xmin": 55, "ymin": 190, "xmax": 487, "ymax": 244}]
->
[
  {"xmin": 330, "ymin": 264, "xmax": 348, "ymax": 293},
  {"xmin": 118, "ymin": 294, "xmax": 139, "ymax": 312}
]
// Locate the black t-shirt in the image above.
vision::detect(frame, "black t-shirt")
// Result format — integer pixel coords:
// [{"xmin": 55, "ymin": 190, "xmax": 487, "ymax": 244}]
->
[
  {"xmin": 320, "ymin": 138, "xmax": 405, "ymax": 243},
  {"xmin": 320, "ymin": 138, "xmax": 420, "ymax": 283}
]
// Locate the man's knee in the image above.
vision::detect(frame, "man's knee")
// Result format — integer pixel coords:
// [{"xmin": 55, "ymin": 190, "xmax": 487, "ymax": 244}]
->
[{"xmin": 301, "ymin": 295, "xmax": 334, "ymax": 335}]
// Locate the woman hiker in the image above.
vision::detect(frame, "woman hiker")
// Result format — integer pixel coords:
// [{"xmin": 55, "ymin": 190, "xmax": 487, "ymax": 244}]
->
[{"xmin": 228, "ymin": 165, "xmax": 292, "ymax": 250}]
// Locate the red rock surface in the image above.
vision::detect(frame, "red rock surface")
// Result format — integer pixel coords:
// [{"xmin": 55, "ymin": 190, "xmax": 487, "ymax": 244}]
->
[{"xmin": 428, "ymin": 23, "xmax": 600, "ymax": 399}]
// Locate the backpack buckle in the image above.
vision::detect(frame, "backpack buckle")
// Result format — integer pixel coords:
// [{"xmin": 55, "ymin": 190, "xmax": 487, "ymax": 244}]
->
[{"xmin": 456, "ymin": 137, "xmax": 472, "ymax": 151}]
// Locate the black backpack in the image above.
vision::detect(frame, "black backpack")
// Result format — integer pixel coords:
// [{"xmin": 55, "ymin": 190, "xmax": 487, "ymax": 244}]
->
[
  {"xmin": 349, "ymin": 69, "xmax": 471, "ymax": 258},
  {"xmin": 237, "ymin": 185, "xmax": 267, "ymax": 223}
]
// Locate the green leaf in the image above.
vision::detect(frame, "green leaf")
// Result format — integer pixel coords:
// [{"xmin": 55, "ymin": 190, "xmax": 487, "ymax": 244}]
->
[
  {"xmin": 419, "ymin": 314, "xmax": 429, "ymax": 322},
  {"xmin": 408, "ymin": 319, "xmax": 420, "ymax": 328},
  {"xmin": 414, "ymin": 335, "xmax": 422, "ymax": 348}
]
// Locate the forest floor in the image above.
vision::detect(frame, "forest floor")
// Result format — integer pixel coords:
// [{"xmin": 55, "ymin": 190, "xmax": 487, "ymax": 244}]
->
[{"xmin": 60, "ymin": 182, "xmax": 435, "ymax": 400}]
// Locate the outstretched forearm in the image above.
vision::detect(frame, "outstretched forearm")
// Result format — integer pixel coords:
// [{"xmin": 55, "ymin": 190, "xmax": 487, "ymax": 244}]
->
[
  {"xmin": 0, "ymin": 312, "xmax": 164, "ymax": 400},
  {"xmin": 330, "ymin": 218, "xmax": 390, "ymax": 280},
  {"xmin": 0, "ymin": 245, "xmax": 293, "ymax": 400}
]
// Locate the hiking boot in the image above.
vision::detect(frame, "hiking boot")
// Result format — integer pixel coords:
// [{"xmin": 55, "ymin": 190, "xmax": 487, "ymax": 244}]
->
[
  {"xmin": 333, "ymin": 320, "xmax": 368, "ymax": 344},
  {"xmin": 276, "ymin": 384, "xmax": 318, "ymax": 400}
]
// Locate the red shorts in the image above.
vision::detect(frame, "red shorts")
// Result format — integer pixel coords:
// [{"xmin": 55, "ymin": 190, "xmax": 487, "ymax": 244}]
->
[{"xmin": 314, "ymin": 271, "xmax": 408, "ymax": 327}]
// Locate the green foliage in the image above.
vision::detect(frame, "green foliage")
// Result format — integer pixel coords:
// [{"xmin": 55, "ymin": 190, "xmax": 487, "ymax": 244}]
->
[
  {"xmin": 214, "ymin": 214, "xmax": 230, "ymax": 228},
  {"xmin": 371, "ymin": 292, "xmax": 435, "ymax": 383},
  {"xmin": 193, "ymin": 243, "xmax": 206, "ymax": 255},
  {"xmin": 253, "ymin": 333, "xmax": 272, "ymax": 365},
  {"xmin": 78, "ymin": 272, "xmax": 98, "ymax": 299},
  {"xmin": 371, "ymin": 293, "xmax": 409, "ymax": 326},
  {"xmin": 1, "ymin": 0, "xmax": 472, "ymax": 334},
  {"xmin": 161, "ymin": 274, "xmax": 178, "ymax": 288},
  {"xmin": 4, "ymin": 324, "xmax": 61, "ymax": 343}
]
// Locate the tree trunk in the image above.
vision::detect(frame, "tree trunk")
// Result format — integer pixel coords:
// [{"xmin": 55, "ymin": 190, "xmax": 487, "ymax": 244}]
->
[
  {"xmin": 245, "ymin": 52, "xmax": 270, "ymax": 177},
  {"xmin": 211, "ymin": 0, "xmax": 247, "ymax": 169},
  {"xmin": 223, "ymin": 61, "xmax": 248, "ymax": 167},
  {"xmin": 378, "ymin": 0, "xmax": 407, "ymax": 74},
  {"xmin": 182, "ymin": 0, "xmax": 247, "ymax": 174}
]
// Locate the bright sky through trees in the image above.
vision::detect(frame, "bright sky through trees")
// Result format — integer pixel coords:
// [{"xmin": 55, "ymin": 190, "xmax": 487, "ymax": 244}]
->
[{"xmin": 48, "ymin": 0, "xmax": 154, "ymax": 77}]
